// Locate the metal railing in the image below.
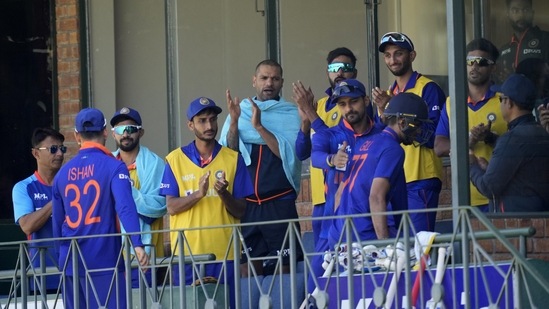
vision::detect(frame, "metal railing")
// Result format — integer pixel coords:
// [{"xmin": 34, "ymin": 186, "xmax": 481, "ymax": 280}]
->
[{"xmin": 1, "ymin": 206, "xmax": 548, "ymax": 308}]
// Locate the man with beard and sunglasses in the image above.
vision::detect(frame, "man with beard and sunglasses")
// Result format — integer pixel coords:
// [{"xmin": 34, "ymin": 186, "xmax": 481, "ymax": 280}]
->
[
  {"xmin": 499, "ymin": 0, "xmax": 549, "ymax": 83},
  {"xmin": 110, "ymin": 107, "xmax": 166, "ymax": 287},
  {"xmin": 372, "ymin": 32, "xmax": 445, "ymax": 233},
  {"xmin": 293, "ymin": 47, "xmax": 358, "ymax": 249},
  {"xmin": 12, "ymin": 127, "xmax": 66, "ymax": 293},
  {"xmin": 327, "ymin": 92, "xmax": 431, "ymax": 247},
  {"xmin": 435, "ymin": 38, "xmax": 507, "ymax": 212},
  {"xmin": 161, "ymin": 98, "xmax": 252, "ymax": 308}
]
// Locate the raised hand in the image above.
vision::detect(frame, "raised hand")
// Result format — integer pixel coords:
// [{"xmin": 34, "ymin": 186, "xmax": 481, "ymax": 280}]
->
[
  {"xmin": 371, "ymin": 87, "xmax": 392, "ymax": 114},
  {"xmin": 198, "ymin": 171, "xmax": 210, "ymax": 198},
  {"xmin": 250, "ymin": 97, "xmax": 263, "ymax": 130},
  {"xmin": 226, "ymin": 89, "xmax": 241, "ymax": 120},
  {"xmin": 292, "ymin": 81, "xmax": 315, "ymax": 111}
]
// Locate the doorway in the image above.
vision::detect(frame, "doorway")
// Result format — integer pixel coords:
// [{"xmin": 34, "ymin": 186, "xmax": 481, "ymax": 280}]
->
[{"xmin": 0, "ymin": 0, "xmax": 55, "ymax": 221}]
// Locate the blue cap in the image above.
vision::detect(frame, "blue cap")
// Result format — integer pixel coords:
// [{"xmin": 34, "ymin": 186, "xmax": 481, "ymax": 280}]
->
[
  {"xmin": 331, "ymin": 79, "xmax": 367, "ymax": 103},
  {"xmin": 110, "ymin": 107, "xmax": 142, "ymax": 126},
  {"xmin": 491, "ymin": 74, "xmax": 537, "ymax": 110},
  {"xmin": 187, "ymin": 97, "xmax": 222, "ymax": 120},
  {"xmin": 75, "ymin": 108, "xmax": 107, "ymax": 132},
  {"xmin": 378, "ymin": 32, "xmax": 415, "ymax": 52}
]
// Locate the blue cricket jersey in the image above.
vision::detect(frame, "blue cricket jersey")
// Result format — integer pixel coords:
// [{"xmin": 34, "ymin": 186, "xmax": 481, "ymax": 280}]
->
[
  {"xmin": 329, "ymin": 127, "xmax": 407, "ymax": 246},
  {"xmin": 52, "ymin": 142, "xmax": 143, "ymax": 275}
]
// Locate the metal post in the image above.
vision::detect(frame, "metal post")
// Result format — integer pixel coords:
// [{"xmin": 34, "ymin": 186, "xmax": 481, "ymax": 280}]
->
[
  {"xmin": 446, "ymin": 0, "xmax": 469, "ymax": 265},
  {"xmin": 39, "ymin": 246, "xmax": 47, "ymax": 309},
  {"xmin": 364, "ymin": 0, "xmax": 381, "ymax": 119},
  {"xmin": 289, "ymin": 222, "xmax": 297, "ymax": 309},
  {"xmin": 233, "ymin": 227, "xmax": 242, "ymax": 309},
  {"xmin": 124, "ymin": 236, "xmax": 133, "ymax": 309},
  {"xmin": 165, "ymin": 0, "xmax": 180, "ymax": 151},
  {"xmin": 345, "ymin": 219, "xmax": 354, "ymax": 308},
  {"xmin": 177, "ymin": 232, "xmax": 186, "ymax": 307},
  {"xmin": 264, "ymin": 0, "xmax": 280, "ymax": 62},
  {"xmin": 20, "ymin": 243, "xmax": 28, "ymax": 309},
  {"xmin": 72, "ymin": 239, "xmax": 80, "ymax": 308}
]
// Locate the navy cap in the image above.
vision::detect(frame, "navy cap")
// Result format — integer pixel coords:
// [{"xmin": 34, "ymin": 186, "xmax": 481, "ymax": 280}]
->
[
  {"xmin": 378, "ymin": 32, "xmax": 415, "ymax": 52},
  {"xmin": 384, "ymin": 93, "xmax": 431, "ymax": 123},
  {"xmin": 110, "ymin": 107, "xmax": 142, "ymax": 126},
  {"xmin": 331, "ymin": 79, "xmax": 367, "ymax": 103},
  {"xmin": 75, "ymin": 108, "xmax": 107, "ymax": 132},
  {"xmin": 491, "ymin": 74, "xmax": 537, "ymax": 110},
  {"xmin": 187, "ymin": 97, "xmax": 222, "ymax": 121}
]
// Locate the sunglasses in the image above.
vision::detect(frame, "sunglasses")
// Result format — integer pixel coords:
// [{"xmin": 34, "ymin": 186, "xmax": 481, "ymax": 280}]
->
[
  {"xmin": 327, "ymin": 62, "xmax": 355, "ymax": 73},
  {"xmin": 380, "ymin": 32, "xmax": 414, "ymax": 49},
  {"xmin": 36, "ymin": 145, "xmax": 67, "ymax": 154},
  {"xmin": 112, "ymin": 125, "xmax": 142, "ymax": 135},
  {"xmin": 466, "ymin": 56, "xmax": 495, "ymax": 67},
  {"xmin": 333, "ymin": 85, "xmax": 362, "ymax": 97}
]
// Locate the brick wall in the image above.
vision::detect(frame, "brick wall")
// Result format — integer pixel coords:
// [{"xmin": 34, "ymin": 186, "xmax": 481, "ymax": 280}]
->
[{"xmin": 55, "ymin": 0, "xmax": 81, "ymax": 155}]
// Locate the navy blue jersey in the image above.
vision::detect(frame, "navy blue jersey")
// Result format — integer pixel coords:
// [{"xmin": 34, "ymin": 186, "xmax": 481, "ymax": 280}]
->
[
  {"xmin": 329, "ymin": 127, "xmax": 407, "ymax": 245},
  {"xmin": 311, "ymin": 119, "xmax": 382, "ymax": 239},
  {"xmin": 52, "ymin": 142, "xmax": 142, "ymax": 275}
]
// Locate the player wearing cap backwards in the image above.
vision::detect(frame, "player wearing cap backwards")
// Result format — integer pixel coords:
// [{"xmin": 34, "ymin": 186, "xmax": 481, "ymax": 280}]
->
[
  {"xmin": 52, "ymin": 108, "xmax": 149, "ymax": 309},
  {"xmin": 470, "ymin": 74, "xmax": 549, "ymax": 212},
  {"xmin": 435, "ymin": 38, "xmax": 507, "ymax": 212},
  {"xmin": 372, "ymin": 32, "xmax": 445, "ymax": 233},
  {"xmin": 160, "ymin": 97, "xmax": 253, "ymax": 308},
  {"xmin": 329, "ymin": 93, "xmax": 431, "ymax": 247},
  {"xmin": 110, "ymin": 107, "xmax": 166, "ymax": 287},
  {"xmin": 309, "ymin": 78, "xmax": 380, "ymax": 286}
]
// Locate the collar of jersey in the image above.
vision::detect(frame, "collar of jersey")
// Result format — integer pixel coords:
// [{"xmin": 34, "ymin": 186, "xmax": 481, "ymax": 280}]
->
[{"xmin": 80, "ymin": 141, "xmax": 115, "ymax": 157}]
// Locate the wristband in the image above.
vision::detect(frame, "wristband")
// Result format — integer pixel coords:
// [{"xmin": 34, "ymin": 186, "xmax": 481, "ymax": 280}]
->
[{"xmin": 326, "ymin": 154, "xmax": 335, "ymax": 167}]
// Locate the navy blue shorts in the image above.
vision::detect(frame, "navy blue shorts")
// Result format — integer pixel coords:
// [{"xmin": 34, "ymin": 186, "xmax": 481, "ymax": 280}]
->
[{"xmin": 240, "ymin": 198, "xmax": 303, "ymax": 264}]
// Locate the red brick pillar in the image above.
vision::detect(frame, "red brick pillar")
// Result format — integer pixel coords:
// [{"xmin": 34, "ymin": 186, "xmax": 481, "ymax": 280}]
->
[{"xmin": 55, "ymin": 0, "xmax": 81, "ymax": 154}]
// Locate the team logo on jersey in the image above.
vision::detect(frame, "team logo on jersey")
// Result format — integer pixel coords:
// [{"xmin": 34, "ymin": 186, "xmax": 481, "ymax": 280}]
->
[
  {"xmin": 160, "ymin": 183, "xmax": 170, "ymax": 189},
  {"xmin": 33, "ymin": 193, "xmax": 48, "ymax": 200},
  {"xmin": 359, "ymin": 140, "xmax": 373, "ymax": 151},
  {"xmin": 181, "ymin": 174, "xmax": 196, "ymax": 181},
  {"xmin": 487, "ymin": 113, "xmax": 496, "ymax": 123},
  {"xmin": 528, "ymin": 39, "xmax": 539, "ymax": 48},
  {"xmin": 199, "ymin": 97, "xmax": 210, "ymax": 105},
  {"xmin": 331, "ymin": 111, "xmax": 338, "ymax": 120},
  {"xmin": 119, "ymin": 107, "xmax": 130, "ymax": 114},
  {"xmin": 215, "ymin": 170, "xmax": 224, "ymax": 180}
]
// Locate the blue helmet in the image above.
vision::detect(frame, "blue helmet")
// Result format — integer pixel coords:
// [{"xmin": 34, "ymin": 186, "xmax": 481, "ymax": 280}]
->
[{"xmin": 383, "ymin": 93, "xmax": 433, "ymax": 146}]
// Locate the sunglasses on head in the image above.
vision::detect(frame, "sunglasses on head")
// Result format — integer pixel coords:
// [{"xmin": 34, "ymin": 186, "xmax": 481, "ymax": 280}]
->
[
  {"xmin": 380, "ymin": 32, "xmax": 413, "ymax": 47},
  {"xmin": 466, "ymin": 56, "xmax": 495, "ymax": 67},
  {"xmin": 112, "ymin": 125, "xmax": 142, "ymax": 135},
  {"xmin": 333, "ymin": 85, "xmax": 362, "ymax": 97},
  {"xmin": 327, "ymin": 62, "xmax": 355, "ymax": 73},
  {"xmin": 36, "ymin": 145, "xmax": 67, "ymax": 154}
]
